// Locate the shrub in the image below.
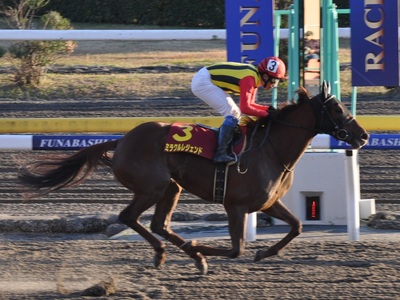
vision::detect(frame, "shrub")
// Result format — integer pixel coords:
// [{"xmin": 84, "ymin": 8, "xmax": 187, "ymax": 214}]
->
[
  {"xmin": 0, "ymin": 46, "xmax": 6, "ymax": 58},
  {"xmin": 0, "ymin": 0, "xmax": 76, "ymax": 86}
]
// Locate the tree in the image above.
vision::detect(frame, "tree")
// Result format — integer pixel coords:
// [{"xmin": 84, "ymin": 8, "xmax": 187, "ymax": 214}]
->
[{"xmin": 0, "ymin": 0, "xmax": 76, "ymax": 86}]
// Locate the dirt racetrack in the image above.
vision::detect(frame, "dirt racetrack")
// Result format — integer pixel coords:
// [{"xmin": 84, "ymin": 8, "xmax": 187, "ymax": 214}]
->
[
  {"xmin": 0, "ymin": 238, "xmax": 399, "ymax": 299},
  {"xmin": 0, "ymin": 94, "xmax": 399, "ymax": 299}
]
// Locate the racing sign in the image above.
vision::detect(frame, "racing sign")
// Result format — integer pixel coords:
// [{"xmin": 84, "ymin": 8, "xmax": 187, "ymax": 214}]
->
[
  {"xmin": 225, "ymin": 0, "xmax": 274, "ymax": 65},
  {"xmin": 32, "ymin": 135, "xmax": 121, "ymax": 150},
  {"xmin": 351, "ymin": 0, "xmax": 400, "ymax": 86}
]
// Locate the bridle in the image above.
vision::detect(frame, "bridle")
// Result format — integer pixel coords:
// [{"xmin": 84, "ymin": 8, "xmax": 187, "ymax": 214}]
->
[
  {"xmin": 271, "ymin": 94, "xmax": 355, "ymax": 141},
  {"xmin": 311, "ymin": 95, "xmax": 355, "ymax": 141}
]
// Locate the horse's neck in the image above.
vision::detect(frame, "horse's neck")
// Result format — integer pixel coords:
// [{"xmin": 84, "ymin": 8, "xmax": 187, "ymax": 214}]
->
[{"xmin": 268, "ymin": 106, "xmax": 317, "ymax": 169}]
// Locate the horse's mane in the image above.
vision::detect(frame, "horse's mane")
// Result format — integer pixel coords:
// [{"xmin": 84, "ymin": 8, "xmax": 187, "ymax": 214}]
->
[
  {"xmin": 246, "ymin": 86, "xmax": 312, "ymax": 128},
  {"xmin": 276, "ymin": 86, "xmax": 311, "ymax": 118}
]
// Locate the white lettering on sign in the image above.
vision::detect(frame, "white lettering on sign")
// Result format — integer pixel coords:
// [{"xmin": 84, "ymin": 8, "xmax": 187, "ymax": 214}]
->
[
  {"xmin": 368, "ymin": 137, "xmax": 400, "ymax": 147},
  {"xmin": 331, "ymin": 135, "xmax": 400, "ymax": 149},
  {"xmin": 364, "ymin": 0, "xmax": 385, "ymax": 71},
  {"xmin": 39, "ymin": 138, "xmax": 110, "ymax": 148}
]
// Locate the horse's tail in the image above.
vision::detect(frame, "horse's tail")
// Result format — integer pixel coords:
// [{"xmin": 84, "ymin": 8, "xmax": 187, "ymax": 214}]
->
[{"xmin": 18, "ymin": 139, "xmax": 118, "ymax": 199}]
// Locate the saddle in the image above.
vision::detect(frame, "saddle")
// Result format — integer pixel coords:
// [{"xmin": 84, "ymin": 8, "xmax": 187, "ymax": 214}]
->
[
  {"xmin": 164, "ymin": 123, "xmax": 247, "ymax": 160},
  {"xmin": 164, "ymin": 122, "xmax": 248, "ymax": 204}
]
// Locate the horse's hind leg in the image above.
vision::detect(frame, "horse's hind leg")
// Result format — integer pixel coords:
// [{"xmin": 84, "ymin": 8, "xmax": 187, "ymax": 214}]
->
[
  {"xmin": 150, "ymin": 180, "xmax": 208, "ymax": 274},
  {"xmin": 118, "ymin": 193, "xmax": 167, "ymax": 267},
  {"xmin": 182, "ymin": 205, "xmax": 248, "ymax": 259},
  {"xmin": 254, "ymin": 199, "xmax": 302, "ymax": 261}
]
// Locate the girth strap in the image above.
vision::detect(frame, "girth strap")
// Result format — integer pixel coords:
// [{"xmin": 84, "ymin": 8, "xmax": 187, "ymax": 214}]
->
[{"xmin": 213, "ymin": 164, "xmax": 230, "ymax": 204}]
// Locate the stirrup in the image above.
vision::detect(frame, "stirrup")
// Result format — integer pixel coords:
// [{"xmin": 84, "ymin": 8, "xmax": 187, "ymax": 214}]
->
[{"xmin": 214, "ymin": 152, "xmax": 237, "ymax": 164}]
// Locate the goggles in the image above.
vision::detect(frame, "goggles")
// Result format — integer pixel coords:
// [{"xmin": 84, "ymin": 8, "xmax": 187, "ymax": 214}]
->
[
  {"xmin": 263, "ymin": 75, "xmax": 280, "ymax": 88},
  {"xmin": 267, "ymin": 77, "xmax": 280, "ymax": 85}
]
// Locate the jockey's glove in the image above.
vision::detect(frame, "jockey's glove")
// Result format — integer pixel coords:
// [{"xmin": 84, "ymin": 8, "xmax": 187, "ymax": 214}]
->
[{"xmin": 266, "ymin": 106, "xmax": 279, "ymax": 120}]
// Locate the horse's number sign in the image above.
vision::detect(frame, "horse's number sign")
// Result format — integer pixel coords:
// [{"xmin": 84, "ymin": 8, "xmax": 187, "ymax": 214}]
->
[{"xmin": 172, "ymin": 125, "xmax": 193, "ymax": 142}]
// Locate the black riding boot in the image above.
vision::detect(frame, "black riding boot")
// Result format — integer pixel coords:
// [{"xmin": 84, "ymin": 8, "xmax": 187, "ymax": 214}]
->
[{"xmin": 214, "ymin": 124, "xmax": 236, "ymax": 163}]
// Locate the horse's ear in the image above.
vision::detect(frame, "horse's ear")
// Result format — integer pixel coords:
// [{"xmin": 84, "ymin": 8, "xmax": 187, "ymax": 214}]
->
[
  {"xmin": 321, "ymin": 80, "xmax": 331, "ymax": 99},
  {"xmin": 297, "ymin": 86, "xmax": 309, "ymax": 103}
]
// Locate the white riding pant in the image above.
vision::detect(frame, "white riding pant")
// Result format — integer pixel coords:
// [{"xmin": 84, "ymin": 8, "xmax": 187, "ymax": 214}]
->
[{"xmin": 191, "ymin": 67, "xmax": 241, "ymax": 119}]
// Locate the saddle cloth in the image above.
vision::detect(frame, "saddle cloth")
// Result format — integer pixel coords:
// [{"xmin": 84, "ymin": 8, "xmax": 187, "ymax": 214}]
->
[{"xmin": 164, "ymin": 122, "xmax": 247, "ymax": 160}]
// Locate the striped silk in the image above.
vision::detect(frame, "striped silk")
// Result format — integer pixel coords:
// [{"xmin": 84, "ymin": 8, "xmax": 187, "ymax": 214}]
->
[{"xmin": 206, "ymin": 63, "xmax": 261, "ymax": 94}]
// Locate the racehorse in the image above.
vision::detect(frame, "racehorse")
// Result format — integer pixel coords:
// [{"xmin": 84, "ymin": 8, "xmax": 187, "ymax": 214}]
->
[{"xmin": 18, "ymin": 81, "xmax": 369, "ymax": 274}]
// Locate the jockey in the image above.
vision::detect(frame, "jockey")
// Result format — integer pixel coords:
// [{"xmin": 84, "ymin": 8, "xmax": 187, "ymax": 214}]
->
[{"xmin": 191, "ymin": 56, "xmax": 287, "ymax": 163}]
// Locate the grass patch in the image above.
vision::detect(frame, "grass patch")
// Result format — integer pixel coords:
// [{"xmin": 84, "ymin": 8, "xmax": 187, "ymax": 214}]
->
[
  {"xmin": 0, "ymin": 37, "xmax": 394, "ymax": 100},
  {"xmin": 0, "ymin": 73, "xmax": 194, "ymax": 99}
]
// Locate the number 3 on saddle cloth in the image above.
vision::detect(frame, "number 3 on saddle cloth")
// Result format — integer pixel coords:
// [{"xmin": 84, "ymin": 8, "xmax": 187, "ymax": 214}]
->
[{"xmin": 164, "ymin": 122, "xmax": 247, "ymax": 160}]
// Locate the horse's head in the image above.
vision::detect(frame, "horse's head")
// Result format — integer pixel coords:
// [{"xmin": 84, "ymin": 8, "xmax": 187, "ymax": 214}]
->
[{"xmin": 309, "ymin": 81, "xmax": 369, "ymax": 149}]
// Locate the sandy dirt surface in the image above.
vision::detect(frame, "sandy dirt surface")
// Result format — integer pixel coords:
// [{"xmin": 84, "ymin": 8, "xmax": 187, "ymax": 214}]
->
[
  {"xmin": 0, "ymin": 238, "xmax": 399, "ymax": 299},
  {"xmin": 0, "ymin": 95, "xmax": 399, "ymax": 299}
]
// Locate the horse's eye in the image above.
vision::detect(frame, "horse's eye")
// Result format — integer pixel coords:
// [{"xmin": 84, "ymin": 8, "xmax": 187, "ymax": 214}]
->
[{"xmin": 334, "ymin": 103, "xmax": 343, "ymax": 113}]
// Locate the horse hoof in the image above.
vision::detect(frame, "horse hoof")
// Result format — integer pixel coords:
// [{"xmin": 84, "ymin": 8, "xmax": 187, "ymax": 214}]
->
[
  {"xmin": 254, "ymin": 248, "xmax": 278, "ymax": 261},
  {"xmin": 154, "ymin": 252, "xmax": 166, "ymax": 269},
  {"xmin": 254, "ymin": 250, "xmax": 265, "ymax": 262},
  {"xmin": 195, "ymin": 258, "xmax": 208, "ymax": 275}
]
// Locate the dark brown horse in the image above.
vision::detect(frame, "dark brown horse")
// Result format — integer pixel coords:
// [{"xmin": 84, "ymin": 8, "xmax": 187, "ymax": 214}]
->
[{"xmin": 18, "ymin": 81, "xmax": 369, "ymax": 274}]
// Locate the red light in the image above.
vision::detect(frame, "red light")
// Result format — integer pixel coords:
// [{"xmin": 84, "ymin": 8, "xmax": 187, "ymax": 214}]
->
[
  {"xmin": 306, "ymin": 196, "xmax": 320, "ymax": 220},
  {"xmin": 311, "ymin": 200, "xmax": 317, "ymax": 219}
]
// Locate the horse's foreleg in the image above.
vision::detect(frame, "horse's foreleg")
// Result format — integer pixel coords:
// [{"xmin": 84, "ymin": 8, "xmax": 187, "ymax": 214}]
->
[
  {"xmin": 150, "ymin": 181, "xmax": 208, "ymax": 274},
  {"xmin": 118, "ymin": 194, "xmax": 167, "ymax": 267},
  {"xmin": 254, "ymin": 199, "xmax": 302, "ymax": 261},
  {"xmin": 183, "ymin": 206, "xmax": 248, "ymax": 259}
]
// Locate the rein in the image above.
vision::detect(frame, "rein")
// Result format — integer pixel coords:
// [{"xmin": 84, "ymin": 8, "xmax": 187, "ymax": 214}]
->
[
  {"xmin": 272, "ymin": 95, "xmax": 355, "ymax": 141},
  {"xmin": 273, "ymin": 118, "xmax": 319, "ymax": 134},
  {"xmin": 236, "ymin": 93, "xmax": 354, "ymax": 174},
  {"xmin": 267, "ymin": 134, "xmax": 295, "ymax": 173},
  {"xmin": 236, "ymin": 121, "xmax": 271, "ymax": 174},
  {"xmin": 243, "ymin": 121, "xmax": 294, "ymax": 173}
]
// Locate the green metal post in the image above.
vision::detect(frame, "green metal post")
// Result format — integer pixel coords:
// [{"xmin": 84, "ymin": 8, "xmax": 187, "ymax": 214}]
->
[
  {"xmin": 321, "ymin": 1, "xmax": 330, "ymax": 88},
  {"xmin": 351, "ymin": 87, "xmax": 357, "ymax": 117},
  {"xmin": 331, "ymin": 3, "xmax": 341, "ymax": 98},
  {"xmin": 336, "ymin": 8, "xmax": 357, "ymax": 114},
  {"xmin": 321, "ymin": 0, "xmax": 340, "ymax": 98},
  {"xmin": 288, "ymin": 4, "xmax": 300, "ymax": 100},
  {"xmin": 276, "ymin": 2, "xmax": 345, "ymax": 105},
  {"xmin": 272, "ymin": 11, "xmax": 282, "ymax": 107},
  {"xmin": 273, "ymin": 10, "xmax": 290, "ymax": 107}
]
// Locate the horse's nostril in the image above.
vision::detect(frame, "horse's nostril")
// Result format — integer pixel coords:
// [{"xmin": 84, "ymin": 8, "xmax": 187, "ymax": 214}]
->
[{"xmin": 361, "ymin": 133, "xmax": 369, "ymax": 141}]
